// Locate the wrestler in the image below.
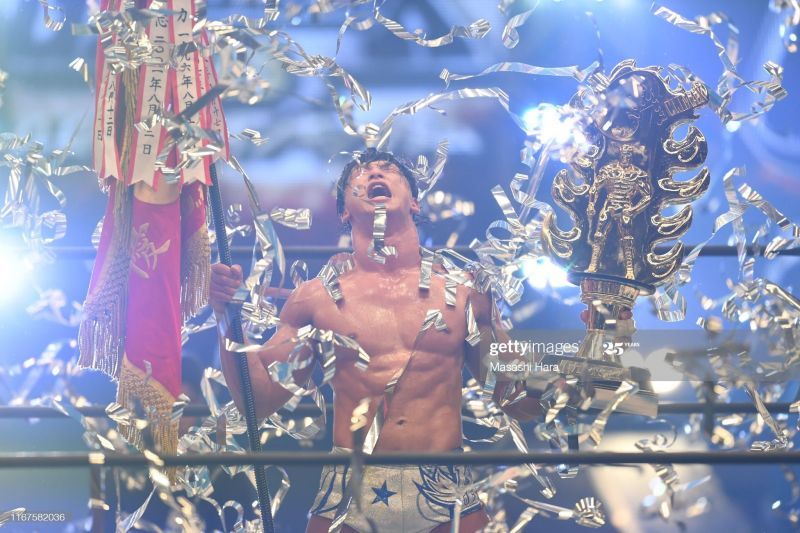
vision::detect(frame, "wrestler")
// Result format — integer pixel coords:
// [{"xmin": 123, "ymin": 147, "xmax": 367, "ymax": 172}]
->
[{"xmin": 211, "ymin": 149, "xmax": 546, "ymax": 532}]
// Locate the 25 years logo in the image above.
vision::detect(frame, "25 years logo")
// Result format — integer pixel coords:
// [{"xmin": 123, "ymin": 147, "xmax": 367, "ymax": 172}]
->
[{"xmin": 602, "ymin": 341, "xmax": 631, "ymax": 357}]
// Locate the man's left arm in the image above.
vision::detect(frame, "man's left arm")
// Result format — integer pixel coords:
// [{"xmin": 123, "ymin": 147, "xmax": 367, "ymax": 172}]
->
[{"xmin": 464, "ymin": 289, "xmax": 544, "ymax": 422}]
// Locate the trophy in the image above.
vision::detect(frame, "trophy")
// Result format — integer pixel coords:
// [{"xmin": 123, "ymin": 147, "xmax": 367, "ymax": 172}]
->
[{"xmin": 538, "ymin": 60, "xmax": 710, "ymax": 417}]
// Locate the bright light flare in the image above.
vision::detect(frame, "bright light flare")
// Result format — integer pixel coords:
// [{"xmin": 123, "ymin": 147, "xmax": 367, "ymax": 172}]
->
[
  {"xmin": 521, "ymin": 103, "xmax": 592, "ymax": 160},
  {"xmin": 0, "ymin": 244, "xmax": 32, "ymax": 302},
  {"xmin": 522, "ymin": 256, "xmax": 571, "ymax": 290}
]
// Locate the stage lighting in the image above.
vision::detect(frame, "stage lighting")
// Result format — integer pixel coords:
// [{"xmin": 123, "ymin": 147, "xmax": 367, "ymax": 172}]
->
[
  {"xmin": 521, "ymin": 103, "xmax": 590, "ymax": 157},
  {"xmin": 725, "ymin": 120, "xmax": 741, "ymax": 132},
  {"xmin": 523, "ymin": 104, "xmax": 570, "ymax": 144},
  {"xmin": 522, "ymin": 256, "xmax": 570, "ymax": 289},
  {"xmin": 0, "ymin": 242, "xmax": 32, "ymax": 302}
]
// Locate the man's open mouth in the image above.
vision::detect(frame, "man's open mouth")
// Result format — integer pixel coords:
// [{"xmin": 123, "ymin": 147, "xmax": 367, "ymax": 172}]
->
[{"xmin": 367, "ymin": 182, "xmax": 392, "ymax": 199}]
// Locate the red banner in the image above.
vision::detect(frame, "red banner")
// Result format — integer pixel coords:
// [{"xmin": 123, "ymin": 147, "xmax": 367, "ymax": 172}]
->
[{"xmin": 79, "ymin": 0, "xmax": 227, "ymax": 462}]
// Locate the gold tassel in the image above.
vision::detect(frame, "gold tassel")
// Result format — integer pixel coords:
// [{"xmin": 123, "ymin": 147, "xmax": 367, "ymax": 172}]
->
[
  {"xmin": 180, "ymin": 222, "xmax": 211, "ymax": 322},
  {"xmin": 117, "ymin": 356, "xmax": 180, "ymax": 483}
]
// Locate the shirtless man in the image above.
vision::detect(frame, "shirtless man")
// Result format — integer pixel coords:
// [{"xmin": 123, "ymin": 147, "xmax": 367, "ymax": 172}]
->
[{"xmin": 210, "ymin": 150, "xmax": 545, "ymax": 532}]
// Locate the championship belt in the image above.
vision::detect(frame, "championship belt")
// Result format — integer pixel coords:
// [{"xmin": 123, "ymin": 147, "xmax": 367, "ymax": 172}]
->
[{"xmin": 538, "ymin": 60, "xmax": 710, "ymax": 417}]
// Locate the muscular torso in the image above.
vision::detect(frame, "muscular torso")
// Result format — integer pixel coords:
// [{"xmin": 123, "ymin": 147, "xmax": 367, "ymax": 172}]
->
[{"xmin": 304, "ymin": 265, "xmax": 471, "ymax": 452}]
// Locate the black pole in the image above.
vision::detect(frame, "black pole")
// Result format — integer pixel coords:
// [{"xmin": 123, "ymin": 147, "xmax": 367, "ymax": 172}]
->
[{"xmin": 207, "ymin": 163, "xmax": 275, "ymax": 533}]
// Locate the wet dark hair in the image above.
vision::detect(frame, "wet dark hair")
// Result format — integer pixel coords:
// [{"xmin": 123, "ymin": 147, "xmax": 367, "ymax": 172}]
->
[{"xmin": 335, "ymin": 148, "xmax": 419, "ymax": 231}]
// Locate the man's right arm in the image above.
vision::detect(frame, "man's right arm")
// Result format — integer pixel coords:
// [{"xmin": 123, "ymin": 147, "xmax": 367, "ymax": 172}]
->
[
  {"xmin": 463, "ymin": 288, "xmax": 545, "ymax": 422},
  {"xmin": 211, "ymin": 263, "xmax": 316, "ymax": 420}
]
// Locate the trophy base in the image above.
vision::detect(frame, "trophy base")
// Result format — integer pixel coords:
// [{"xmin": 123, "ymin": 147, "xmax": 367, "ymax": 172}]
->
[
  {"xmin": 568, "ymin": 272, "xmax": 654, "ymax": 304},
  {"xmin": 528, "ymin": 354, "xmax": 658, "ymax": 418}
]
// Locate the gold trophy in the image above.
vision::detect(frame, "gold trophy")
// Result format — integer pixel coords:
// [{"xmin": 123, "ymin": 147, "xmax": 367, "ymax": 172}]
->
[{"xmin": 539, "ymin": 60, "xmax": 710, "ymax": 417}]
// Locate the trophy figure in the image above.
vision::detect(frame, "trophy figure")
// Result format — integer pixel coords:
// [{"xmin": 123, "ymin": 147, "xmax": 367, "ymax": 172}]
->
[{"xmin": 538, "ymin": 60, "xmax": 710, "ymax": 417}]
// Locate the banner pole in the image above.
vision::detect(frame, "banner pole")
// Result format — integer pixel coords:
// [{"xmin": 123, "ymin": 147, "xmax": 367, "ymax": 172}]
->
[{"xmin": 207, "ymin": 162, "xmax": 275, "ymax": 533}]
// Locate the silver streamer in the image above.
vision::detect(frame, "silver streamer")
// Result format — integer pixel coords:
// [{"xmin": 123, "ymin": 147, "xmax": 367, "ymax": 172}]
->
[
  {"xmin": 39, "ymin": 0, "xmax": 66, "ymax": 32},
  {"xmin": 0, "ymin": 508, "xmax": 27, "ymax": 528},
  {"xmin": 440, "ymin": 61, "xmax": 600, "ymax": 88},
  {"xmin": 230, "ymin": 128, "xmax": 269, "ymax": 146},
  {"xmin": 506, "ymin": 488, "xmax": 606, "ymax": 528},
  {"xmin": 373, "ymin": 6, "xmax": 491, "ymax": 48},
  {"xmin": 652, "ymin": 166, "xmax": 749, "ymax": 321},
  {"xmin": 465, "ymin": 299, "xmax": 481, "ymax": 346},
  {"xmin": 414, "ymin": 139, "xmax": 449, "ymax": 199},
  {"xmin": 580, "ymin": 381, "xmax": 638, "ymax": 446},
  {"xmin": 5, "ymin": 0, "xmax": 797, "ymax": 529},
  {"xmin": 499, "ymin": 0, "xmax": 539, "ymax": 49},
  {"xmin": 653, "ymin": 4, "xmax": 788, "ymax": 124},
  {"xmin": 747, "ymin": 384, "xmax": 789, "ymax": 451},
  {"xmin": 419, "ymin": 246, "xmax": 434, "ymax": 290},
  {"xmin": 366, "ymin": 203, "xmax": 396, "ymax": 263},
  {"xmin": 317, "ymin": 252, "xmax": 354, "ymax": 303},
  {"xmin": 270, "ymin": 207, "xmax": 312, "ymax": 230}
]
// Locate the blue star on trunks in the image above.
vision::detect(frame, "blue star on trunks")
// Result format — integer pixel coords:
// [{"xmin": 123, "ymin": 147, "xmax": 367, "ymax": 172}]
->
[{"xmin": 371, "ymin": 481, "xmax": 397, "ymax": 506}]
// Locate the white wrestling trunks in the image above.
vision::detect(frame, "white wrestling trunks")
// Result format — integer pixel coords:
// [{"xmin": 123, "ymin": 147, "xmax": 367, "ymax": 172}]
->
[{"xmin": 308, "ymin": 447, "xmax": 483, "ymax": 533}]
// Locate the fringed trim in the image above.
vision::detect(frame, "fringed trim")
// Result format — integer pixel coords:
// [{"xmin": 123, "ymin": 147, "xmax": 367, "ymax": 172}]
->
[
  {"xmin": 78, "ymin": 183, "xmax": 133, "ymax": 380},
  {"xmin": 80, "ymin": 64, "xmax": 139, "ymax": 378},
  {"xmin": 118, "ymin": 355, "xmax": 180, "ymax": 483},
  {"xmin": 180, "ymin": 223, "xmax": 210, "ymax": 322}
]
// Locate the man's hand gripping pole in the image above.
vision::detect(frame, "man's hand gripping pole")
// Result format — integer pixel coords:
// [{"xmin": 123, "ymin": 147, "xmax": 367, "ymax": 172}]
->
[{"xmin": 208, "ymin": 162, "xmax": 275, "ymax": 533}]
